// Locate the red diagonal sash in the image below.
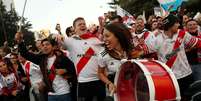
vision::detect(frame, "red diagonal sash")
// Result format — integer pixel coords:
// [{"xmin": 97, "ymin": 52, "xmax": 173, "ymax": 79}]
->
[
  {"xmin": 143, "ymin": 31, "xmax": 149, "ymax": 39},
  {"xmin": 25, "ymin": 61, "xmax": 31, "ymax": 83},
  {"xmin": 76, "ymin": 47, "xmax": 95, "ymax": 76},
  {"xmin": 48, "ymin": 65, "xmax": 55, "ymax": 82},
  {"xmin": 166, "ymin": 30, "xmax": 186, "ymax": 68}
]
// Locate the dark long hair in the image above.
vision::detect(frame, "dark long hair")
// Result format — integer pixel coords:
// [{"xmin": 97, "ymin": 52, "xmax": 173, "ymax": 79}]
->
[
  {"xmin": 104, "ymin": 23, "xmax": 133, "ymax": 59},
  {"xmin": 0, "ymin": 58, "xmax": 14, "ymax": 73}
]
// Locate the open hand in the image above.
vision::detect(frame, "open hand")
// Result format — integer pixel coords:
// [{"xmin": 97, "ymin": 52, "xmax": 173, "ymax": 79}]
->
[
  {"xmin": 130, "ymin": 49, "xmax": 143, "ymax": 59},
  {"xmin": 56, "ymin": 69, "xmax": 66, "ymax": 75},
  {"xmin": 15, "ymin": 32, "xmax": 23, "ymax": 43},
  {"xmin": 12, "ymin": 90, "xmax": 17, "ymax": 96}
]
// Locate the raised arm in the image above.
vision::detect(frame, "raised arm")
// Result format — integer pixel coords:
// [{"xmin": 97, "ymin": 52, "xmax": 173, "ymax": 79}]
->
[
  {"xmin": 15, "ymin": 32, "xmax": 41, "ymax": 65},
  {"xmin": 184, "ymin": 31, "xmax": 201, "ymax": 50}
]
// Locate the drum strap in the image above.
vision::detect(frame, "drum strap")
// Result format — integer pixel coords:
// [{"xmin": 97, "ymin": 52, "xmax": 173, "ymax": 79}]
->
[{"xmin": 166, "ymin": 30, "xmax": 186, "ymax": 68}]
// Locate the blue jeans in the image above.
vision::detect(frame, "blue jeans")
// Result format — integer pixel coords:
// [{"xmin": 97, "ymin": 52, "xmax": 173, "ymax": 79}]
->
[
  {"xmin": 48, "ymin": 93, "xmax": 71, "ymax": 101},
  {"xmin": 192, "ymin": 64, "xmax": 201, "ymax": 81}
]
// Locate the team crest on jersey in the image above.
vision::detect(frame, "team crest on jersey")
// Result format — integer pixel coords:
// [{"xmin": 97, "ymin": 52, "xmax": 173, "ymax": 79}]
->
[{"xmin": 110, "ymin": 62, "xmax": 114, "ymax": 65}]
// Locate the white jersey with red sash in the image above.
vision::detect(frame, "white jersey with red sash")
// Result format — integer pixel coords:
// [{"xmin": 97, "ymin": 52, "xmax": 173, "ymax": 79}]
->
[
  {"xmin": 145, "ymin": 29, "xmax": 199, "ymax": 79},
  {"xmin": 166, "ymin": 30, "xmax": 186, "ymax": 68},
  {"xmin": 63, "ymin": 32, "xmax": 104, "ymax": 83},
  {"xmin": 186, "ymin": 27, "xmax": 201, "ymax": 63},
  {"xmin": 47, "ymin": 55, "xmax": 70, "ymax": 95},
  {"xmin": 21, "ymin": 61, "xmax": 42, "ymax": 85},
  {"xmin": 133, "ymin": 30, "xmax": 158, "ymax": 59},
  {"xmin": 132, "ymin": 30, "xmax": 152, "ymax": 45}
]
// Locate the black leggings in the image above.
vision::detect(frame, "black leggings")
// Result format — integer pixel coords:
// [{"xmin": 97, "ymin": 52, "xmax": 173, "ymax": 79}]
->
[
  {"xmin": 177, "ymin": 74, "xmax": 194, "ymax": 101},
  {"xmin": 78, "ymin": 80, "xmax": 106, "ymax": 101}
]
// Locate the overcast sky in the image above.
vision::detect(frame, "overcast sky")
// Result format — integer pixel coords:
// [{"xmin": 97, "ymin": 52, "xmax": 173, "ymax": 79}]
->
[{"xmin": 14, "ymin": 0, "xmax": 112, "ymax": 32}]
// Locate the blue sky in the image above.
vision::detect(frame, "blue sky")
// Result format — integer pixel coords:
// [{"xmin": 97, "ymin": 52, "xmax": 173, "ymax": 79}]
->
[{"xmin": 14, "ymin": 0, "xmax": 112, "ymax": 32}]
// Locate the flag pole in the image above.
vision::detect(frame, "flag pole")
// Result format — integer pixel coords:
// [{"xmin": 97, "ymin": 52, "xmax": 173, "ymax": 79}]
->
[{"xmin": 18, "ymin": 0, "xmax": 28, "ymax": 32}]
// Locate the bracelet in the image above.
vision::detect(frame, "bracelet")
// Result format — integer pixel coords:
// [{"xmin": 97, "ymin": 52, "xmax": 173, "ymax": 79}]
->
[{"xmin": 106, "ymin": 82, "xmax": 112, "ymax": 88}]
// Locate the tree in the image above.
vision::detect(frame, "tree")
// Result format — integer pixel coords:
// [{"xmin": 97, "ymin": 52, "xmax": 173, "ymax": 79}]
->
[
  {"xmin": 108, "ymin": 0, "xmax": 201, "ymax": 19},
  {"xmin": 185, "ymin": 0, "xmax": 201, "ymax": 14},
  {"xmin": 0, "ymin": 1, "xmax": 35, "ymax": 46},
  {"xmin": 108, "ymin": 0, "xmax": 159, "ymax": 18}
]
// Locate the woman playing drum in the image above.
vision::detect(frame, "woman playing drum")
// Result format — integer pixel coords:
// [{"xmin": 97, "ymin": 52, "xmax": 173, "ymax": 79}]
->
[{"xmin": 97, "ymin": 22, "xmax": 134, "ymax": 94}]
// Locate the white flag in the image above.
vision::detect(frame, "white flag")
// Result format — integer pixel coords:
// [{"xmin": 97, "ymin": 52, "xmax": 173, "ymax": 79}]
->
[{"xmin": 116, "ymin": 5, "xmax": 132, "ymax": 17}]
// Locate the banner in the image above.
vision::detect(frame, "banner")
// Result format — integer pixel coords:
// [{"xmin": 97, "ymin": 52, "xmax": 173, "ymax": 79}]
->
[{"xmin": 157, "ymin": 0, "xmax": 183, "ymax": 12}]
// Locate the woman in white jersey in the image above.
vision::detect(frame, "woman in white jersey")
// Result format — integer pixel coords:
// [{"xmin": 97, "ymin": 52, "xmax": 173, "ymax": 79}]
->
[
  {"xmin": 97, "ymin": 23, "xmax": 134, "ymax": 93},
  {"xmin": 0, "ymin": 58, "xmax": 18, "ymax": 101}
]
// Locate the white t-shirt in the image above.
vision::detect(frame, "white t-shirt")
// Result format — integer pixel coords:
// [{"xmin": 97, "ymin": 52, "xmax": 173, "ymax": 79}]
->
[
  {"xmin": 63, "ymin": 35, "xmax": 104, "ymax": 82},
  {"xmin": 145, "ymin": 30, "xmax": 199, "ymax": 79},
  {"xmin": 47, "ymin": 55, "xmax": 70, "ymax": 95}
]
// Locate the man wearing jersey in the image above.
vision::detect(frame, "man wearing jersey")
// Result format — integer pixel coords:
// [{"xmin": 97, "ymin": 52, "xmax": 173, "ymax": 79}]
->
[
  {"xmin": 62, "ymin": 17, "xmax": 105, "ymax": 101},
  {"xmin": 132, "ymin": 14, "xmax": 201, "ymax": 100},
  {"xmin": 133, "ymin": 17, "xmax": 158, "ymax": 59},
  {"xmin": 15, "ymin": 33, "xmax": 77, "ymax": 101},
  {"xmin": 185, "ymin": 19, "xmax": 201, "ymax": 81},
  {"xmin": 18, "ymin": 55, "xmax": 44, "ymax": 101}
]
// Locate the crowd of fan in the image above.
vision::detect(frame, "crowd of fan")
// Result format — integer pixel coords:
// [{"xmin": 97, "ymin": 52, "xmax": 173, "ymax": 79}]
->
[{"xmin": 0, "ymin": 10, "xmax": 201, "ymax": 101}]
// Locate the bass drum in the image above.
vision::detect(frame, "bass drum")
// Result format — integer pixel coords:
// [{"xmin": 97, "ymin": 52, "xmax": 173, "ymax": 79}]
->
[{"xmin": 114, "ymin": 59, "xmax": 181, "ymax": 101}]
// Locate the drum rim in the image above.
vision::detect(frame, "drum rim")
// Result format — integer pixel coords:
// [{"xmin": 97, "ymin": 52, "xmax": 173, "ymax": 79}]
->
[
  {"xmin": 153, "ymin": 60, "xmax": 181, "ymax": 101},
  {"xmin": 114, "ymin": 59, "xmax": 156, "ymax": 101},
  {"xmin": 114, "ymin": 59, "xmax": 181, "ymax": 101},
  {"xmin": 132, "ymin": 59, "xmax": 155, "ymax": 101}
]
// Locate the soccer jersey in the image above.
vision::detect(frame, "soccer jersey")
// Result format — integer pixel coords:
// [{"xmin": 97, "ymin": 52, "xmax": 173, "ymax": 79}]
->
[
  {"xmin": 0, "ymin": 73, "xmax": 17, "ymax": 95},
  {"xmin": 186, "ymin": 28, "xmax": 201, "ymax": 64},
  {"xmin": 63, "ymin": 35, "xmax": 103, "ymax": 82},
  {"xmin": 21, "ymin": 61, "xmax": 43, "ymax": 85},
  {"xmin": 145, "ymin": 30, "xmax": 199, "ymax": 79},
  {"xmin": 97, "ymin": 50, "xmax": 122, "ymax": 75},
  {"xmin": 133, "ymin": 31, "xmax": 158, "ymax": 59},
  {"xmin": 47, "ymin": 55, "xmax": 70, "ymax": 95}
]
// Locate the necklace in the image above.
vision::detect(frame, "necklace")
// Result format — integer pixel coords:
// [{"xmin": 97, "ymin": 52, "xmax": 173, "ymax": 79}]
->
[{"xmin": 113, "ymin": 49, "xmax": 127, "ymax": 59}]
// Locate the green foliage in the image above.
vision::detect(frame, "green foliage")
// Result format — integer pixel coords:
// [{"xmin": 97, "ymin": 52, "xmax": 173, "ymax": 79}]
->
[
  {"xmin": 108, "ymin": 0, "xmax": 159, "ymax": 18},
  {"xmin": 0, "ymin": 1, "xmax": 35, "ymax": 46},
  {"xmin": 108, "ymin": 0, "xmax": 201, "ymax": 19},
  {"xmin": 185, "ymin": 0, "xmax": 201, "ymax": 13}
]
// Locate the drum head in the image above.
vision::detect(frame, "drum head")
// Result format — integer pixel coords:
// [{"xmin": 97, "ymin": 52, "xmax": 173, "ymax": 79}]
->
[{"xmin": 115, "ymin": 61, "xmax": 149, "ymax": 101}]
